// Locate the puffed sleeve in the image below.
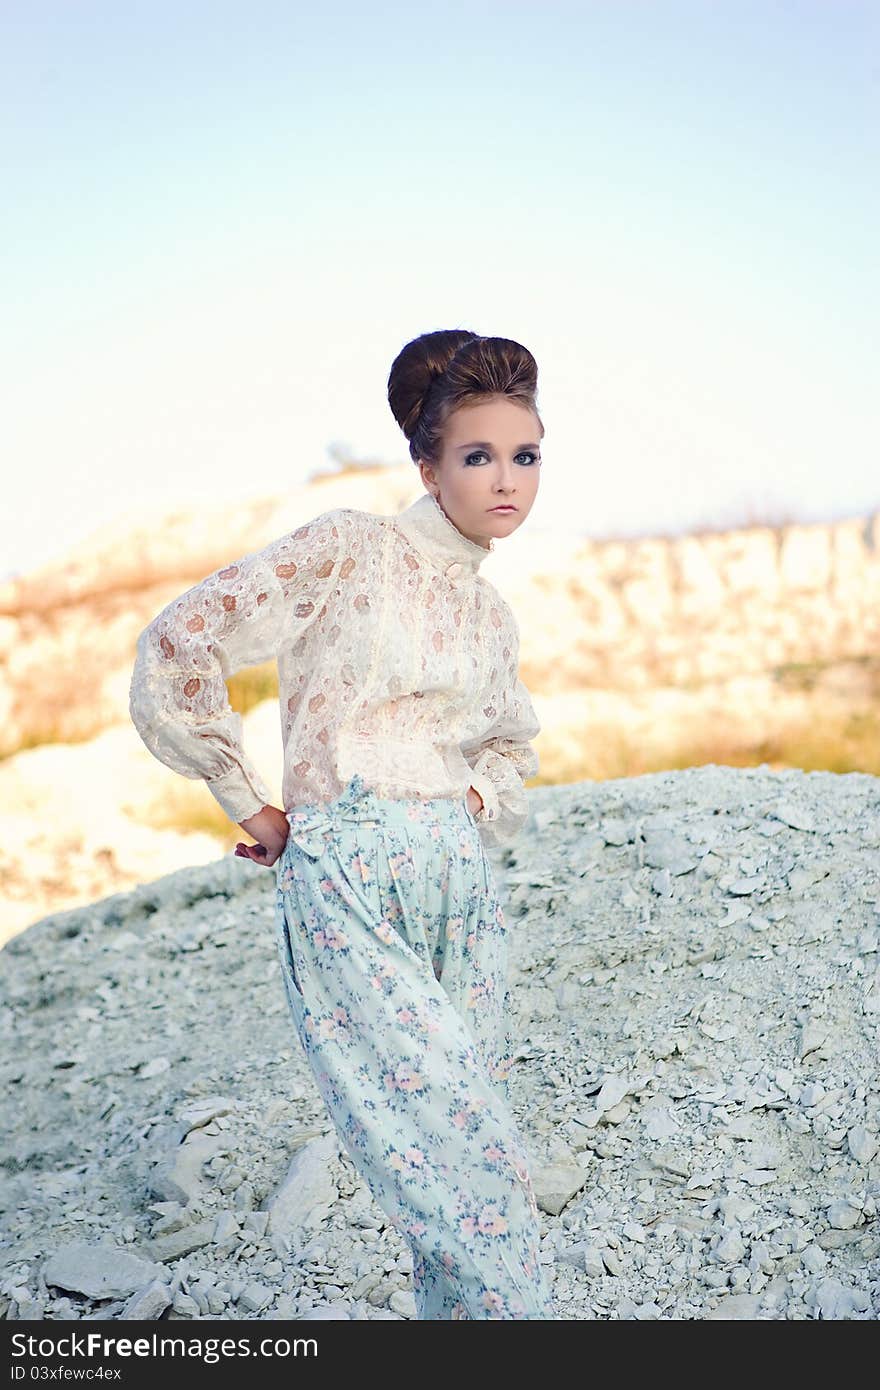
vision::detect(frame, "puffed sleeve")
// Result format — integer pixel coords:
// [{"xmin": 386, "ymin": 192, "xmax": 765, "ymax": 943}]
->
[
  {"xmin": 128, "ymin": 509, "xmax": 348, "ymax": 825},
  {"xmin": 460, "ymin": 605, "xmax": 540, "ymax": 850}
]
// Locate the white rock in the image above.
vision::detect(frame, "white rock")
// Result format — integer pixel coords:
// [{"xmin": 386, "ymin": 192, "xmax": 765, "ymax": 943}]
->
[
  {"xmin": 713, "ymin": 1231, "xmax": 746, "ymax": 1264},
  {"xmin": 810, "ymin": 1277, "xmax": 872, "ymax": 1319},
  {"xmin": 788, "ymin": 865, "xmax": 830, "ymax": 893},
  {"xmin": 583, "ymin": 1246, "xmax": 609, "ymax": 1278},
  {"xmin": 771, "ymin": 802, "xmax": 816, "ymax": 831},
  {"xmin": 265, "ymin": 1133, "xmax": 340, "ymax": 1249},
  {"xmin": 178, "ymin": 1096, "xmax": 237, "ymax": 1132},
  {"xmin": 686, "ymin": 1172, "xmax": 716, "ymax": 1190},
  {"xmin": 642, "ymin": 832, "xmax": 698, "ymax": 875},
  {"xmin": 119, "ymin": 1278, "xmax": 172, "ymax": 1320},
  {"xmin": 212, "ymin": 1211, "xmax": 239, "ymax": 1242},
  {"xmin": 593, "ymin": 1074, "xmax": 631, "ymax": 1113},
  {"xmin": 138, "ymin": 1057, "xmax": 172, "ymax": 1078},
  {"xmin": 728, "ymin": 877, "xmax": 763, "ymax": 896},
  {"xmin": 846, "ymin": 1125, "xmax": 878, "ymax": 1164},
  {"xmin": 628, "ymin": 1298, "xmax": 662, "ymax": 1318},
  {"xmin": 149, "ymin": 1128, "xmax": 229, "ymax": 1205},
  {"xmin": 9, "ymin": 1290, "xmax": 45, "ymax": 1319},
  {"xmin": 705, "ymin": 1293, "xmax": 762, "ymax": 1319},
  {"xmin": 43, "ymin": 1242, "xmax": 164, "ymax": 1300},
  {"xmin": 599, "ymin": 818, "xmax": 632, "ymax": 845},
  {"xmin": 651, "ymin": 868, "xmax": 673, "ymax": 896},
  {"xmin": 146, "ymin": 1218, "xmax": 217, "ymax": 1262},
  {"xmin": 389, "ymin": 1289, "xmax": 417, "ymax": 1317},
  {"xmin": 799, "ymin": 1082, "xmax": 825, "ymax": 1107},
  {"xmin": 239, "ymin": 1281, "xmax": 273, "ymax": 1313},
  {"xmin": 641, "ymin": 1106, "xmax": 680, "ymax": 1140},
  {"xmin": 799, "ymin": 1020, "xmax": 829, "ymax": 1058},
  {"xmin": 602, "ymin": 1099, "xmax": 631, "ymax": 1125},
  {"xmin": 801, "ymin": 1245, "xmax": 827, "ymax": 1274},
  {"xmin": 531, "ymin": 1160, "xmax": 592, "ymax": 1216},
  {"xmin": 242, "ymin": 1210, "xmax": 269, "ymax": 1239},
  {"xmin": 826, "ymin": 1200, "xmax": 862, "ymax": 1230},
  {"xmin": 717, "ymin": 1196, "xmax": 756, "ymax": 1224}
]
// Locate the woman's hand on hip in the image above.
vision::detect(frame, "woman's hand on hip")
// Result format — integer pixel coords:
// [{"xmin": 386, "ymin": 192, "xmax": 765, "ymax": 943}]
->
[
  {"xmin": 466, "ymin": 785, "xmax": 484, "ymax": 817},
  {"xmin": 235, "ymin": 804, "xmax": 289, "ymax": 867}
]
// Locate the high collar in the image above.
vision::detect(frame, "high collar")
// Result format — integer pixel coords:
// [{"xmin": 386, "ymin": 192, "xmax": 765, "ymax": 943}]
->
[{"xmin": 392, "ymin": 491, "xmax": 494, "ymax": 582}]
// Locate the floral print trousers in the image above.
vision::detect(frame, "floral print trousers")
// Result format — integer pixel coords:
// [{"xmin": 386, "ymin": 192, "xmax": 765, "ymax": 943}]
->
[{"xmin": 273, "ymin": 772, "xmax": 553, "ymax": 1320}]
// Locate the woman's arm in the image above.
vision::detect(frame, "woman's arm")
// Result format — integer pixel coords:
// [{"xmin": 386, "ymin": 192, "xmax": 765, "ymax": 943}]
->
[{"xmin": 129, "ymin": 509, "xmax": 348, "ymax": 824}]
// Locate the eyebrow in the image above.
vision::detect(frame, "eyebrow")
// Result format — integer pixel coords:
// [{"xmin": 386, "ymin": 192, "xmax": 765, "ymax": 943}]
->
[{"xmin": 455, "ymin": 441, "xmax": 541, "ymax": 451}]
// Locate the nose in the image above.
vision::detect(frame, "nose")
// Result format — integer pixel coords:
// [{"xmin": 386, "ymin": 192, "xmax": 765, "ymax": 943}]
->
[{"xmin": 493, "ymin": 465, "xmax": 517, "ymax": 492}]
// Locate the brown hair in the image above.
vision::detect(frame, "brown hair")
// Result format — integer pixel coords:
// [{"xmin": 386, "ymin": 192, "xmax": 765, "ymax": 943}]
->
[{"xmin": 387, "ymin": 328, "xmax": 544, "ymax": 466}]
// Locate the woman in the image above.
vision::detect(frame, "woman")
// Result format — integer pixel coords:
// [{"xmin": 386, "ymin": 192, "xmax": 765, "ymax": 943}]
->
[{"xmin": 129, "ymin": 328, "xmax": 552, "ymax": 1320}]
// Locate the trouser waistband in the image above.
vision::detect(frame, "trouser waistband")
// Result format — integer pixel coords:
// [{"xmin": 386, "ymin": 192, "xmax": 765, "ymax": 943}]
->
[{"xmin": 284, "ymin": 771, "xmax": 474, "ymax": 859}]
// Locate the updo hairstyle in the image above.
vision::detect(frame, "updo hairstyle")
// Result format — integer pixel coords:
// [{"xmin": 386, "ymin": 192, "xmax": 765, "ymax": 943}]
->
[{"xmin": 387, "ymin": 329, "xmax": 543, "ymax": 466}]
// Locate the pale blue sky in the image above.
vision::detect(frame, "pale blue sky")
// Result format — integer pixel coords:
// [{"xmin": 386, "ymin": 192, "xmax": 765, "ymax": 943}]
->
[{"xmin": 3, "ymin": 0, "xmax": 878, "ymax": 581}]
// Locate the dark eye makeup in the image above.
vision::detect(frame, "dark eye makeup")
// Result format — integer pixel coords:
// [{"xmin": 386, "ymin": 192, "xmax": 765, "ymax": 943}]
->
[{"xmin": 463, "ymin": 450, "xmax": 541, "ymax": 467}]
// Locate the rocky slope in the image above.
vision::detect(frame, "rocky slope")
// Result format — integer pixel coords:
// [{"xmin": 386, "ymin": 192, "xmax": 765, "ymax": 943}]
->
[{"xmin": 1, "ymin": 764, "xmax": 878, "ymax": 1320}]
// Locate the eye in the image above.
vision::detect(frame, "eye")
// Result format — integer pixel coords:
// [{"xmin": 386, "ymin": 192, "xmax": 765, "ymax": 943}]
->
[{"xmin": 463, "ymin": 450, "xmax": 541, "ymax": 467}]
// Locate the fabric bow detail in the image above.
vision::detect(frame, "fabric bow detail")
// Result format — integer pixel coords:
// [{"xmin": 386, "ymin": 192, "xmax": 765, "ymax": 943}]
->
[
  {"xmin": 286, "ymin": 772, "xmax": 380, "ymax": 859},
  {"xmin": 287, "ymin": 807, "xmax": 338, "ymax": 859}
]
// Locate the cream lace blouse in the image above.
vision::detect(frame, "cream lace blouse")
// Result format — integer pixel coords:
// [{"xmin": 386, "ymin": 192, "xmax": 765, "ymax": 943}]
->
[{"xmin": 128, "ymin": 490, "xmax": 540, "ymax": 848}]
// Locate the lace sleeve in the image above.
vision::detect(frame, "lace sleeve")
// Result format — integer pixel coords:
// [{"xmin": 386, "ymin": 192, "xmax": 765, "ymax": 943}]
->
[
  {"xmin": 128, "ymin": 509, "xmax": 348, "ymax": 824},
  {"xmin": 460, "ymin": 607, "xmax": 540, "ymax": 850}
]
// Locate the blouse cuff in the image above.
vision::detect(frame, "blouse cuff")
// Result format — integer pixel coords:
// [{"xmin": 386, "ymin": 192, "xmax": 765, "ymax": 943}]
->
[
  {"xmin": 467, "ymin": 765, "xmax": 501, "ymax": 825},
  {"xmin": 204, "ymin": 765, "xmax": 272, "ymax": 825}
]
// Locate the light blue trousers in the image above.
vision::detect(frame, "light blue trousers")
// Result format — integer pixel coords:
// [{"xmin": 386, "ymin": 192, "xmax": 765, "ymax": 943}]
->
[{"xmin": 273, "ymin": 772, "xmax": 553, "ymax": 1320}]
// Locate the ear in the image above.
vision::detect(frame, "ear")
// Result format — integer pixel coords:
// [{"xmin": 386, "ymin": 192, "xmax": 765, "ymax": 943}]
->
[{"xmin": 417, "ymin": 460, "xmax": 439, "ymax": 495}]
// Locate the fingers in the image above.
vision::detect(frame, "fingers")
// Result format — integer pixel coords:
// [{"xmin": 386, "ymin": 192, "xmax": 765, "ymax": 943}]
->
[{"xmin": 234, "ymin": 842, "xmax": 276, "ymax": 867}]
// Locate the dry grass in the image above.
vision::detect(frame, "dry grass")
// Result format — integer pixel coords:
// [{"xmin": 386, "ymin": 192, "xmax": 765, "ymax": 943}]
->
[
  {"xmin": 531, "ymin": 711, "xmax": 880, "ymax": 790},
  {"xmin": 136, "ymin": 782, "xmax": 243, "ymax": 846},
  {"xmin": 226, "ymin": 663, "xmax": 279, "ymax": 715}
]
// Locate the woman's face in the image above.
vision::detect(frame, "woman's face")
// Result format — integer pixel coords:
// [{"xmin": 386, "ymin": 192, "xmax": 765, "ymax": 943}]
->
[{"xmin": 418, "ymin": 397, "xmax": 542, "ymax": 549}]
